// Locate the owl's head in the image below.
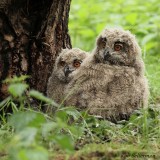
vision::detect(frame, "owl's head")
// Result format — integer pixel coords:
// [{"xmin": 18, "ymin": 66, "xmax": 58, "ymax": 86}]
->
[
  {"xmin": 94, "ymin": 28, "xmax": 141, "ymax": 67},
  {"xmin": 54, "ymin": 48, "xmax": 87, "ymax": 82}
]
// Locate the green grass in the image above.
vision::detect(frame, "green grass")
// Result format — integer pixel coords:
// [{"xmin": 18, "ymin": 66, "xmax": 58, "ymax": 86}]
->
[
  {"xmin": 0, "ymin": 0, "xmax": 160, "ymax": 159},
  {"xmin": 0, "ymin": 81, "xmax": 159, "ymax": 159},
  {"xmin": 145, "ymin": 54, "xmax": 160, "ymax": 103}
]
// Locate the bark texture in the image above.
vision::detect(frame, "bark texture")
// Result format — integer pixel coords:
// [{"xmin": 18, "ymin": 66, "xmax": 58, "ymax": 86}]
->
[{"xmin": 0, "ymin": 0, "xmax": 72, "ymax": 100}]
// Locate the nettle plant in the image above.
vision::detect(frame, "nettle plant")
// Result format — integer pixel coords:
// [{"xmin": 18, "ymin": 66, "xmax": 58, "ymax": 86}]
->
[
  {"xmin": 0, "ymin": 76, "xmax": 85, "ymax": 159},
  {"xmin": 0, "ymin": 76, "xmax": 159, "ymax": 160}
]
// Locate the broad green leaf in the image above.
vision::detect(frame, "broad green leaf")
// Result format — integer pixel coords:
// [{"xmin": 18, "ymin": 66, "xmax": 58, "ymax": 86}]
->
[
  {"xmin": 29, "ymin": 90, "xmax": 58, "ymax": 107},
  {"xmin": 54, "ymin": 134, "xmax": 74, "ymax": 152},
  {"xmin": 62, "ymin": 107, "xmax": 81, "ymax": 121},
  {"xmin": 16, "ymin": 127, "xmax": 37, "ymax": 146},
  {"xmin": 10, "ymin": 147, "xmax": 48, "ymax": 160},
  {"xmin": 41, "ymin": 122, "xmax": 57, "ymax": 138},
  {"xmin": 55, "ymin": 111, "xmax": 68, "ymax": 122},
  {"xmin": 9, "ymin": 111, "xmax": 46, "ymax": 131},
  {"xmin": 18, "ymin": 147, "xmax": 48, "ymax": 160},
  {"xmin": 8, "ymin": 83, "xmax": 28, "ymax": 97},
  {"xmin": 4, "ymin": 75, "xmax": 29, "ymax": 83}
]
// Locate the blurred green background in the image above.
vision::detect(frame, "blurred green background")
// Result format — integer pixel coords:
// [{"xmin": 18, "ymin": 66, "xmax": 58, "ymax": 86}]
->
[{"xmin": 69, "ymin": 0, "xmax": 160, "ymax": 104}]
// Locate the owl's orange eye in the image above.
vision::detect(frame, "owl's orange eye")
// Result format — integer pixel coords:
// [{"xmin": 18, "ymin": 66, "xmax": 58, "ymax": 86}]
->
[
  {"xmin": 114, "ymin": 43, "xmax": 123, "ymax": 51},
  {"xmin": 60, "ymin": 61, "xmax": 65, "ymax": 66},
  {"xmin": 73, "ymin": 60, "xmax": 81, "ymax": 68}
]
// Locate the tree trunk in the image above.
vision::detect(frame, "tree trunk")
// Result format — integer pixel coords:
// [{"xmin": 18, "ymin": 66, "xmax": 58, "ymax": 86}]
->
[{"xmin": 0, "ymin": 0, "xmax": 72, "ymax": 100}]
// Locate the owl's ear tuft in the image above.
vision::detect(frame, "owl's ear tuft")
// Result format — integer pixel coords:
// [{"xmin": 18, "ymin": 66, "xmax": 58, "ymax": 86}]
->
[{"xmin": 96, "ymin": 36, "xmax": 107, "ymax": 49}]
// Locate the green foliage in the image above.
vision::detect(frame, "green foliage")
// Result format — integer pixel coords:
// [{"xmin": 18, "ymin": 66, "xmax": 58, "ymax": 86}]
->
[
  {"xmin": 0, "ymin": 78, "xmax": 160, "ymax": 160},
  {"xmin": 0, "ymin": 0, "xmax": 160, "ymax": 159},
  {"xmin": 0, "ymin": 77, "xmax": 84, "ymax": 159},
  {"xmin": 0, "ymin": 76, "xmax": 160, "ymax": 159},
  {"xmin": 29, "ymin": 90, "xmax": 58, "ymax": 107},
  {"xmin": 69, "ymin": 0, "xmax": 160, "ymax": 53},
  {"xmin": 8, "ymin": 83, "xmax": 28, "ymax": 98}
]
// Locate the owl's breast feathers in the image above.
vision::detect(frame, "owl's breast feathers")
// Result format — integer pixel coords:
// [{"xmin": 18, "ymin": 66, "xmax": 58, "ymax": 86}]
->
[{"xmin": 65, "ymin": 59, "xmax": 148, "ymax": 122}]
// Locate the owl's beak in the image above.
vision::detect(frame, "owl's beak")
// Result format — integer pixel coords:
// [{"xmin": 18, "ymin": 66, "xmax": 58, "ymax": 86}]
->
[
  {"xmin": 64, "ymin": 65, "xmax": 74, "ymax": 77},
  {"xmin": 103, "ymin": 49, "xmax": 111, "ymax": 61}
]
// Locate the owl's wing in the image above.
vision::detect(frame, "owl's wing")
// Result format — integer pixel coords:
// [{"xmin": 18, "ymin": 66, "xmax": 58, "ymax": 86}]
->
[{"xmin": 88, "ymin": 68, "xmax": 148, "ymax": 121}]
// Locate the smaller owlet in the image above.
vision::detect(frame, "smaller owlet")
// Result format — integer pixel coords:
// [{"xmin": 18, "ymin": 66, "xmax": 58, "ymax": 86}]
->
[
  {"xmin": 47, "ymin": 48, "xmax": 87, "ymax": 106},
  {"xmin": 65, "ymin": 28, "xmax": 149, "ymax": 123}
]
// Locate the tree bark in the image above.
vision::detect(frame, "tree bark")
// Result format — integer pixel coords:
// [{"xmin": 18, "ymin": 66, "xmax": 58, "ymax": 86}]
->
[{"xmin": 0, "ymin": 0, "xmax": 72, "ymax": 100}]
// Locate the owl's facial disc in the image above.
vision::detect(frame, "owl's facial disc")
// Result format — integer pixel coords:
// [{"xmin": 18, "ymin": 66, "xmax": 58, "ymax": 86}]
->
[
  {"xmin": 57, "ymin": 59, "xmax": 83, "ymax": 83},
  {"xmin": 63, "ymin": 59, "xmax": 82, "ymax": 77},
  {"xmin": 101, "ymin": 42, "xmax": 129, "ymax": 66}
]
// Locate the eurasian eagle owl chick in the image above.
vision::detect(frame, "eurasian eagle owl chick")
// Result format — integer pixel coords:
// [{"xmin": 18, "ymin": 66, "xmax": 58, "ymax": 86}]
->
[
  {"xmin": 47, "ymin": 48, "xmax": 87, "ymax": 104},
  {"xmin": 65, "ymin": 28, "xmax": 149, "ymax": 122}
]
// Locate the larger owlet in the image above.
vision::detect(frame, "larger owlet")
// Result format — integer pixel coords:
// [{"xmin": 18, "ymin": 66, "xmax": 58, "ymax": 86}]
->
[
  {"xmin": 64, "ymin": 28, "xmax": 149, "ymax": 123},
  {"xmin": 47, "ymin": 48, "xmax": 87, "ymax": 105}
]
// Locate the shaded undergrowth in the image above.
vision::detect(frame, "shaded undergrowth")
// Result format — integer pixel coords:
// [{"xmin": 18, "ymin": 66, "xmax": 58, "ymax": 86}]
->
[{"xmin": 0, "ymin": 76, "xmax": 159, "ymax": 160}]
